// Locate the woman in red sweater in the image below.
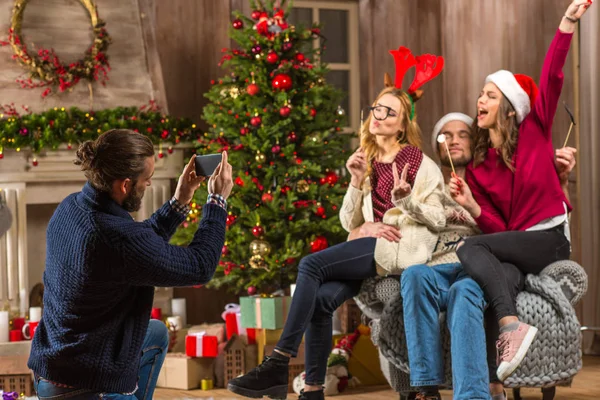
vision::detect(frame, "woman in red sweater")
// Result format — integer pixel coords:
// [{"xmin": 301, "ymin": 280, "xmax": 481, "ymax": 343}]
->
[{"xmin": 449, "ymin": 0, "xmax": 592, "ymax": 383}]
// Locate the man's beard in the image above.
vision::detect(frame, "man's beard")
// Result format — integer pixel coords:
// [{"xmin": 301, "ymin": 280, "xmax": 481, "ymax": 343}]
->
[
  {"xmin": 441, "ymin": 155, "xmax": 470, "ymax": 168},
  {"xmin": 122, "ymin": 185, "xmax": 144, "ymax": 212}
]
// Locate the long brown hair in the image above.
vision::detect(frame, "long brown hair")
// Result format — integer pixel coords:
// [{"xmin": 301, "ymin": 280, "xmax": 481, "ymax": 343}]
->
[
  {"xmin": 74, "ymin": 129, "xmax": 155, "ymax": 192},
  {"xmin": 471, "ymin": 96, "xmax": 519, "ymax": 171},
  {"xmin": 360, "ymin": 87, "xmax": 422, "ymax": 186}
]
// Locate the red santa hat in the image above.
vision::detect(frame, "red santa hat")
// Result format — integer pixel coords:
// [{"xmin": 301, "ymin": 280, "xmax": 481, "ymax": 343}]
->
[{"xmin": 485, "ymin": 70, "xmax": 538, "ymax": 124}]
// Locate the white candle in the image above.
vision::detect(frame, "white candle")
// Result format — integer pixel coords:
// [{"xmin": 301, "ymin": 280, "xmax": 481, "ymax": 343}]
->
[
  {"xmin": 19, "ymin": 289, "xmax": 27, "ymax": 317},
  {"xmin": 290, "ymin": 284, "xmax": 296, "ymax": 297},
  {"xmin": 29, "ymin": 307, "xmax": 42, "ymax": 322},
  {"xmin": 171, "ymin": 298, "xmax": 187, "ymax": 327},
  {"xmin": 0, "ymin": 311, "xmax": 9, "ymax": 343}
]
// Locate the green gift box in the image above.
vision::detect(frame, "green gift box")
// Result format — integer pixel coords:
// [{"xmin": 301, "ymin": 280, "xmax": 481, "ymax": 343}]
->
[{"xmin": 240, "ymin": 296, "xmax": 291, "ymax": 330}]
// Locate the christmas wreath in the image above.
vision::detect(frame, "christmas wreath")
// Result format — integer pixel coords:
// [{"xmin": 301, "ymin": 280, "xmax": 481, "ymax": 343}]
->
[{"xmin": 1, "ymin": 0, "xmax": 111, "ymax": 97}]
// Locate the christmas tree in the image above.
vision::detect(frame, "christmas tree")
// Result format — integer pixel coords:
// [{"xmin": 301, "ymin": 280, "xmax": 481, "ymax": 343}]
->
[{"xmin": 170, "ymin": 0, "xmax": 351, "ymax": 294}]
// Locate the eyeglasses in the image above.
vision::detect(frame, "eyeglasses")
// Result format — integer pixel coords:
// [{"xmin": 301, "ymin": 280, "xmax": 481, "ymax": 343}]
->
[{"xmin": 366, "ymin": 105, "xmax": 398, "ymax": 121}]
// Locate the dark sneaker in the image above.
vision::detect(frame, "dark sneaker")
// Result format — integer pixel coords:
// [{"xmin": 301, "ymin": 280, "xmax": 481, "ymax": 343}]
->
[
  {"xmin": 415, "ymin": 392, "xmax": 441, "ymax": 400},
  {"xmin": 400, "ymin": 392, "xmax": 417, "ymax": 400},
  {"xmin": 298, "ymin": 389, "xmax": 325, "ymax": 400},
  {"xmin": 227, "ymin": 356, "xmax": 289, "ymax": 399}
]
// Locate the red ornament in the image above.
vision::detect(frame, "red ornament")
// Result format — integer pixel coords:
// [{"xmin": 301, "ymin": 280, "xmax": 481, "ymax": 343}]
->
[
  {"xmin": 0, "ymin": 153, "xmax": 3, "ymax": 159},
  {"xmin": 316, "ymin": 206, "xmax": 326, "ymax": 217},
  {"xmin": 251, "ymin": 45, "xmax": 262, "ymax": 54},
  {"xmin": 235, "ymin": 177, "xmax": 245, "ymax": 186},
  {"xmin": 311, "ymin": 236, "xmax": 328, "ymax": 253},
  {"xmin": 250, "ymin": 116, "xmax": 262, "ymax": 127},
  {"xmin": 67, "ymin": 143, "xmax": 72, "ymax": 150},
  {"xmin": 295, "ymin": 53, "xmax": 305, "ymax": 62},
  {"xmin": 252, "ymin": 225, "xmax": 264, "ymax": 237},
  {"xmin": 261, "ymin": 192, "xmax": 273, "ymax": 203},
  {"xmin": 326, "ymin": 171, "xmax": 339, "ymax": 185},
  {"xmin": 272, "ymin": 74, "xmax": 293, "ymax": 91},
  {"xmin": 161, "ymin": 130, "xmax": 169, "ymax": 139},
  {"xmin": 287, "ymin": 132, "xmax": 297, "ymax": 142},
  {"xmin": 32, "ymin": 159, "xmax": 38, "ymax": 167},
  {"xmin": 279, "ymin": 106, "xmax": 291, "ymax": 118},
  {"xmin": 311, "ymin": 28, "xmax": 321, "ymax": 35},
  {"xmin": 281, "ymin": 185, "xmax": 291, "ymax": 195},
  {"xmin": 240, "ymin": 127, "xmax": 249, "ymax": 135},
  {"xmin": 267, "ymin": 51, "xmax": 279, "ymax": 64},
  {"xmin": 251, "ymin": 10, "xmax": 261, "ymax": 20},
  {"xmin": 226, "ymin": 215, "xmax": 237, "ymax": 226},
  {"xmin": 158, "ymin": 153, "xmax": 164, "ymax": 159},
  {"xmin": 271, "ymin": 145, "xmax": 281, "ymax": 153},
  {"xmin": 167, "ymin": 147, "xmax": 174, "ymax": 154},
  {"xmin": 232, "ymin": 19, "xmax": 244, "ymax": 29},
  {"xmin": 247, "ymin": 83, "xmax": 260, "ymax": 96},
  {"xmin": 222, "ymin": 245, "xmax": 229, "ymax": 256},
  {"xmin": 283, "ymin": 41, "xmax": 293, "ymax": 51},
  {"xmin": 310, "ymin": 108, "xmax": 317, "ymax": 117},
  {"xmin": 247, "ymin": 286, "xmax": 257, "ymax": 295}
]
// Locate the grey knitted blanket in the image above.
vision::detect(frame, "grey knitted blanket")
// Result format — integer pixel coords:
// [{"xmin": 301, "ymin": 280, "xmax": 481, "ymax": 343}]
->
[{"xmin": 355, "ymin": 260, "xmax": 587, "ymax": 390}]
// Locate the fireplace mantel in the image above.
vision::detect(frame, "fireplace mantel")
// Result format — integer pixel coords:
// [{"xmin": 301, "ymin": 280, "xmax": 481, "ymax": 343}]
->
[{"xmin": 0, "ymin": 144, "xmax": 191, "ymax": 316}]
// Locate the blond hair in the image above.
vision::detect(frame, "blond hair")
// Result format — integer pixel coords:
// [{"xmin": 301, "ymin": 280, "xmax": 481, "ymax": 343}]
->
[{"xmin": 359, "ymin": 87, "xmax": 422, "ymax": 187}]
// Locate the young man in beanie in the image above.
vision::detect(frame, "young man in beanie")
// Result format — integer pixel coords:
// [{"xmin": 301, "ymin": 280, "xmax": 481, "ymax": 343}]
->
[
  {"xmin": 396, "ymin": 114, "xmax": 576, "ymax": 400},
  {"xmin": 28, "ymin": 129, "xmax": 233, "ymax": 399}
]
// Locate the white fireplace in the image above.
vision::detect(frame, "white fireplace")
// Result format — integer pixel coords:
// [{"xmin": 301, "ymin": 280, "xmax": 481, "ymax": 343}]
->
[{"xmin": 0, "ymin": 145, "xmax": 188, "ymax": 317}]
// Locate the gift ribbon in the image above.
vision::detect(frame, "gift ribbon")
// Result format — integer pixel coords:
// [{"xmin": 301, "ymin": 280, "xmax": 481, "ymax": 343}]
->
[{"xmin": 2, "ymin": 392, "xmax": 18, "ymax": 400}]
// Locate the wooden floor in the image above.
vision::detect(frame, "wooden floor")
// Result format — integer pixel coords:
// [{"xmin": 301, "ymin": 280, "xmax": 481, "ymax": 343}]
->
[{"xmin": 155, "ymin": 355, "xmax": 600, "ymax": 399}]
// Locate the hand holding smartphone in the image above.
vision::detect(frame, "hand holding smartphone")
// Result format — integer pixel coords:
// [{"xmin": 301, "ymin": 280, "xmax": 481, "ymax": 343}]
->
[{"xmin": 195, "ymin": 154, "xmax": 223, "ymax": 176}]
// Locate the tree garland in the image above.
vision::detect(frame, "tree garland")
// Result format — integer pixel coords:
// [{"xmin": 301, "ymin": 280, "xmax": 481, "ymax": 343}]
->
[
  {"xmin": 0, "ymin": 0, "xmax": 111, "ymax": 97},
  {"xmin": 0, "ymin": 102, "xmax": 202, "ymax": 165}
]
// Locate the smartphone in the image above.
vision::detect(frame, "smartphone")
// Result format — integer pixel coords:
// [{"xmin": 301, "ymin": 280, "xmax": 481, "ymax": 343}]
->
[{"xmin": 195, "ymin": 154, "xmax": 222, "ymax": 177}]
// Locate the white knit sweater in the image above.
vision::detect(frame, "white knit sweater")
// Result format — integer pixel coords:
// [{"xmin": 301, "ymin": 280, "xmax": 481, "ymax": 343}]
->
[{"xmin": 340, "ymin": 155, "xmax": 446, "ymax": 275}]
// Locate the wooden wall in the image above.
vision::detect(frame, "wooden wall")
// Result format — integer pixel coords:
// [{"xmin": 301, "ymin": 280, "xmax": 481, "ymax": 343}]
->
[{"xmin": 0, "ymin": 0, "xmax": 166, "ymax": 112}]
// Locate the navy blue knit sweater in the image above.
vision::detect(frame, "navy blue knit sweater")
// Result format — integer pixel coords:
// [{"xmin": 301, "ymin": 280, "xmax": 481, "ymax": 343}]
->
[{"xmin": 28, "ymin": 183, "xmax": 226, "ymax": 393}]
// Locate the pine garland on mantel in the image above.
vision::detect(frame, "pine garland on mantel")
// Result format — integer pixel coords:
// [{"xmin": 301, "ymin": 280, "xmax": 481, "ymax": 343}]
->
[{"xmin": 0, "ymin": 102, "xmax": 202, "ymax": 165}]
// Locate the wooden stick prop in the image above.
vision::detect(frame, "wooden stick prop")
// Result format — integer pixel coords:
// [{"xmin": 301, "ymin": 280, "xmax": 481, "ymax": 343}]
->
[
  {"xmin": 437, "ymin": 134, "xmax": 455, "ymax": 175},
  {"xmin": 563, "ymin": 101, "xmax": 576, "ymax": 148}
]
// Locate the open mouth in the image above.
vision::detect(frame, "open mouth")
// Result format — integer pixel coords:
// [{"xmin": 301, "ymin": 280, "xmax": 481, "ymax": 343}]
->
[{"xmin": 477, "ymin": 108, "xmax": 489, "ymax": 120}]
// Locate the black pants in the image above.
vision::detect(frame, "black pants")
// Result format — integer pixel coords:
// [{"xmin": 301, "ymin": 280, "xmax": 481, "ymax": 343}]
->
[
  {"xmin": 485, "ymin": 262, "xmax": 525, "ymax": 383},
  {"xmin": 457, "ymin": 225, "xmax": 570, "ymax": 321}
]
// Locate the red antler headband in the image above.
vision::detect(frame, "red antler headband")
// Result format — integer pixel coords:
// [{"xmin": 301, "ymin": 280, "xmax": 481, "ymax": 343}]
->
[{"xmin": 386, "ymin": 46, "xmax": 445, "ymax": 120}]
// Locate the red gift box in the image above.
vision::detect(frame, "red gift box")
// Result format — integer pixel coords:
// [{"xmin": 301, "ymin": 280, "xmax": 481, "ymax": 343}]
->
[
  {"xmin": 185, "ymin": 333, "xmax": 218, "ymax": 358},
  {"xmin": 223, "ymin": 304, "xmax": 257, "ymax": 344},
  {"xmin": 151, "ymin": 308, "xmax": 162, "ymax": 320}
]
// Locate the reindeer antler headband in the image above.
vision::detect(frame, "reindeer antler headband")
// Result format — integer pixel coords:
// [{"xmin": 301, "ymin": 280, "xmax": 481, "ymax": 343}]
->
[{"xmin": 384, "ymin": 47, "xmax": 445, "ymax": 120}]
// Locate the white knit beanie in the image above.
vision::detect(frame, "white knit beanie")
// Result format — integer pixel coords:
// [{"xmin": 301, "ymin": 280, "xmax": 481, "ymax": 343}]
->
[
  {"xmin": 431, "ymin": 112, "xmax": 474, "ymax": 158},
  {"xmin": 485, "ymin": 70, "xmax": 533, "ymax": 124}
]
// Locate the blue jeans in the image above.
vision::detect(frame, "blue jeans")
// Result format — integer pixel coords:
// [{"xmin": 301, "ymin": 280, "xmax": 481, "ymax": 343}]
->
[
  {"xmin": 401, "ymin": 263, "xmax": 489, "ymax": 400},
  {"xmin": 275, "ymin": 237, "xmax": 377, "ymax": 385},
  {"xmin": 34, "ymin": 320, "xmax": 169, "ymax": 399}
]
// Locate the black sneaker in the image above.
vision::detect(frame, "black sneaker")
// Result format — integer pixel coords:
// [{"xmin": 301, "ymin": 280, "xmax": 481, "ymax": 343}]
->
[
  {"xmin": 415, "ymin": 392, "xmax": 441, "ymax": 400},
  {"xmin": 227, "ymin": 356, "xmax": 289, "ymax": 399},
  {"xmin": 298, "ymin": 389, "xmax": 325, "ymax": 400},
  {"xmin": 400, "ymin": 391, "xmax": 417, "ymax": 400}
]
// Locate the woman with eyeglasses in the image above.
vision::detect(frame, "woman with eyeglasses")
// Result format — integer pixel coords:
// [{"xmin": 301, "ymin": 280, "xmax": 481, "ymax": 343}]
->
[{"xmin": 227, "ymin": 50, "xmax": 446, "ymax": 400}]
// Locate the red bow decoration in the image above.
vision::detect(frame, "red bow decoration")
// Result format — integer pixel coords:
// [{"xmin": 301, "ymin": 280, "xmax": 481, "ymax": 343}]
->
[{"xmin": 387, "ymin": 46, "xmax": 444, "ymax": 93}]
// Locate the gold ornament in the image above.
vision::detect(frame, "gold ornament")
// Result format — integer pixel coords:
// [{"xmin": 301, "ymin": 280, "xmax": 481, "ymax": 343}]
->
[
  {"xmin": 296, "ymin": 179, "xmax": 309, "ymax": 193},
  {"xmin": 249, "ymin": 254, "xmax": 268, "ymax": 269},
  {"xmin": 255, "ymin": 152, "xmax": 266, "ymax": 163},
  {"xmin": 229, "ymin": 87, "xmax": 240, "ymax": 99},
  {"xmin": 250, "ymin": 239, "xmax": 272, "ymax": 256}
]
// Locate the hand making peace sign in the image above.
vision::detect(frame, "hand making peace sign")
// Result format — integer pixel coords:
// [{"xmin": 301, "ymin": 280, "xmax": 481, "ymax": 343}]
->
[{"xmin": 391, "ymin": 162, "xmax": 411, "ymax": 200}]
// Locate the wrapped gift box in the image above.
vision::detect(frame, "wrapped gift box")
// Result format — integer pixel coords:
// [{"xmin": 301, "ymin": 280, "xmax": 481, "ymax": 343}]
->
[
  {"xmin": 188, "ymin": 323, "xmax": 226, "ymax": 343},
  {"xmin": 345, "ymin": 335, "xmax": 386, "ymax": 386},
  {"xmin": 156, "ymin": 353, "xmax": 214, "ymax": 390},
  {"xmin": 338, "ymin": 299, "xmax": 362, "ymax": 334},
  {"xmin": 185, "ymin": 333, "xmax": 218, "ymax": 358},
  {"xmin": 240, "ymin": 296, "xmax": 291, "ymax": 330}
]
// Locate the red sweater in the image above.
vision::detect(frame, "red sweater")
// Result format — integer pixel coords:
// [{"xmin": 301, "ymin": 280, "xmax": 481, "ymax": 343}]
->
[{"xmin": 466, "ymin": 30, "xmax": 573, "ymax": 234}]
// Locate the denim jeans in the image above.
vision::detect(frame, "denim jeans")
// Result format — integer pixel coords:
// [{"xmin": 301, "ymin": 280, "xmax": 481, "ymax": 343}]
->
[
  {"xmin": 275, "ymin": 237, "xmax": 377, "ymax": 385},
  {"xmin": 401, "ymin": 263, "xmax": 489, "ymax": 400},
  {"xmin": 34, "ymin": 319, "xmax": 169, "ymax": 399}
]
